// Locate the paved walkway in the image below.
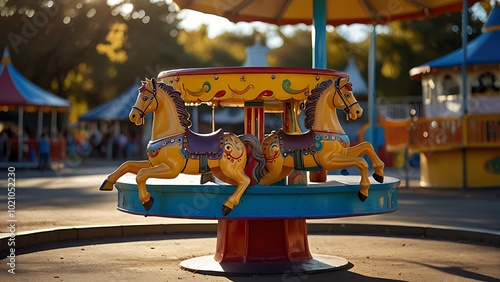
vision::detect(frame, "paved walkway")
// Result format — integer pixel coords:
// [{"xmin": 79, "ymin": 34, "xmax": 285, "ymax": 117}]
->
[{"xmin": 1, "ymin": 159, "xmax": 499, "ymax": 281}]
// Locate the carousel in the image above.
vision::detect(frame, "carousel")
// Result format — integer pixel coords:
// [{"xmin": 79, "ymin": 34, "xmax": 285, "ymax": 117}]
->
[
  {"xmin": 0, "ymin": 47, "xmax": 69, "ymax": 166},
  {"xmin": 99, "ymin": 67, "xmax": 399, "ymax": 275}
]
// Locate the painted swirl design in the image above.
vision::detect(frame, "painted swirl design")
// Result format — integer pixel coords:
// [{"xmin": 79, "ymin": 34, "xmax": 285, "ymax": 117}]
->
[
  {"xmin": 183, "ymin": 81, "xmax": 211, "ymax": 96},
  {"xmin": 282, "ymin": 79, "xmax": 309, "ymax": 95}
]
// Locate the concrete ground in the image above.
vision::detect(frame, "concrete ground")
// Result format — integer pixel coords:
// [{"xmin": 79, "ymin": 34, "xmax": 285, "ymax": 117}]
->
[{"xmin": 0, "ymin": 159, "xmax": 499, "ymax": 281}]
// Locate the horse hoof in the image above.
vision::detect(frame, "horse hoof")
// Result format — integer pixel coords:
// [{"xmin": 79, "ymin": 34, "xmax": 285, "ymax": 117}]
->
[
  {"xmin": 358, "ymin": 191, "xmax": 368, "ymax": 202},
  {"xmin": 143, "ymin": 197, "xmax": 154, "ymax": 211},
  {"xmin": 373, "ymin": 173, "xmax": 384, "ymax": 183},
  {"xmin": 221, "ymin": 205, "xmax": 232, "ymax": 216},
  {"xmin": 99, "ymin": 179, "xmax": 114, "ymax": 191}
]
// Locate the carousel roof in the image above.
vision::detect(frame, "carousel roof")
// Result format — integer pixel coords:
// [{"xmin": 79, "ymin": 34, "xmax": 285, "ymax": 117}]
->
[
  {"xmin": 0, "ymin": 47, "xmax": 70, "ymax": 110},
  {"xmin": 410, "ymin": 4, "xmax": 500, "ymax": 78},
  {"xmin": 79, "ymin": 80, "xmax": 139, "ymax": 121}
]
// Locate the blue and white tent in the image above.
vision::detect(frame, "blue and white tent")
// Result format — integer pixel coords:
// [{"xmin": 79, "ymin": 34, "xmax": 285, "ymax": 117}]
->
[
  {"xmin": 79, "ymin": 80, "xmax": 140, "ymax": 121},
  {"xmin": 0, "ymin": 47, "xmax": 70, "ymax": 110},
  {"xmin": 410, "ymin": 4, "xmax": 500, "ymax": 77}
]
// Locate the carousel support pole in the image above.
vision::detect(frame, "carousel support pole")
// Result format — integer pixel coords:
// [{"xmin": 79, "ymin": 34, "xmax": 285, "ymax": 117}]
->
[
  {"xmin": 211, "ymin": 105, "xmax": 215, "ymax": 132},
  {"xmin": 284, "ymin": 101, "xmax": 312, "ymax": 183},
  {"xmin": 17, "ymin": 107, "xmax": 24, "ymax": 162},
  {"xmin": 461, "ymin": 0, "xmax": 469, "ymax": 190},
  {"xmin": 311, "ymin": 0, "xmax": 328, "ymax": 181},
  {"xmin": 367, "ymin": 25, "xmax": 377, "ymax": 149},
  {"xmin": 312, "ymin": 0, "xmax": 327, "ymax": 69},
  {"xmin": 191, "ymin": 105, "xmax": 199, "ymax": 132},
  {"xmin": 244, "ymin": 102, "xmax": 264, "ymax": 141}
]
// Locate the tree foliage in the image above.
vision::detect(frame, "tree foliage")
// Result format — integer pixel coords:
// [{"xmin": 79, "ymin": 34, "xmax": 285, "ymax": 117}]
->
[
  {"xmin": 0, "ymin": 1, "xmax": 185, "ymax": 114},
  {"xmin": 375, "ymin": 5, "xmax": 486, "ymax": 97}
]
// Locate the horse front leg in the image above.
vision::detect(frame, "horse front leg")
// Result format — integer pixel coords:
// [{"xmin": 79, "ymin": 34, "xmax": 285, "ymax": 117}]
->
[
  {"xmin": 99, "ymin": 160, "xmax": 151, "ymax": 191},
  {"xmin": 347, "ymin": 142, "xmax": 385, "ymax": 183},
  {"xmin": 221, "ymin": 175, "xmax": 251, "ymax": 216},
  {"xmin": 135, "ymin": 163, "xmax": 180, "ymax": 211},
  {"xmin": 319, "ymin": 154, "xmax": 371, "ymax": 202},
  {"xmin": 217, "ymin": 161, "xmax": 251, "ymax": 216}
]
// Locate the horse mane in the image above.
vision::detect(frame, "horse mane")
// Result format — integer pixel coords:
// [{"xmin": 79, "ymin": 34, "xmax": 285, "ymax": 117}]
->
[
  {"xmin": 157, "ymin": 82, "xmax": 192, "ymax": 129},
  {"xmin": 304, "ymin": 79, "xmax": 334, "ymax": 129},
  {"xmin": 238, "ymin": 134, "xmax": 265, "ymax": 184}
]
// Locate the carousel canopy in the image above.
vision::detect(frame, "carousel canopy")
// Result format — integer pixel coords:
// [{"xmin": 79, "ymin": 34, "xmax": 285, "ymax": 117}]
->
[
  {"xmin": 0, "ymin": 47, "xmax": 70, "ymax": 111},
  {"xmin": 410, "ymin": 4, "xmax": 500, "ymax": 78},
  {"xmin": 174, "ymin": 0, "xmax": 479, "ymax": 26},
  {"xmin": 79, "ymin": 80, "xmax": 139, "ymax": 121}
]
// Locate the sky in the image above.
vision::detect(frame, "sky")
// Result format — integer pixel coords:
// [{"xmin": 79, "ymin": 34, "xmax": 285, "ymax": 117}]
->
[{"xmin": 176, "ymin": 9, "xmax": 370, "ymax": 49}]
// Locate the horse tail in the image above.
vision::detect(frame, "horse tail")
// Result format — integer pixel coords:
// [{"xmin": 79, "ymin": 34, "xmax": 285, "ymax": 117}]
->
[{"xmin": 238, "ymin": 134, "xmax": 265, "ymax": 185}]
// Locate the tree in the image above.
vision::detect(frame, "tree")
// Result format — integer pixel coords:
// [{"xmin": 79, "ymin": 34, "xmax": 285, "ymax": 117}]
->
[
  {"xmin": 0, "ymin": 0, "xmax": 186, "ymax": 122},
  {"xmin": 375, "ymin": 6, "xmax": 485, "ymax": 97}
]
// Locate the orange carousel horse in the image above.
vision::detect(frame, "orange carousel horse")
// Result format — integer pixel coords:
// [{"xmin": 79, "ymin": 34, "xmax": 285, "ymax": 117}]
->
[
  {"xmin": 258, "ymin": 77, "xmax": 385, "ymax": 201},
  {"xmin": 100, "ymin": 78, "xmax": 264, "ymax": 216}
]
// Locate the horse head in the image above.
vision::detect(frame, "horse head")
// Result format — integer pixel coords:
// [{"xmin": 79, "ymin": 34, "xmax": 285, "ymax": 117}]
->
[
  {"xmin": 333, "ymin": 76, "xmax": 363, "ymax": 121},
  {"xmin": 129, "ymin": 78, "xmax": 159, "ymax": 126}
]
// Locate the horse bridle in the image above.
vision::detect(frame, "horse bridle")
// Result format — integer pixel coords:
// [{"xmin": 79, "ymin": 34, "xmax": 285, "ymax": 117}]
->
[
  {"xmin": 132, "ymin": 78, "xmax": 159, "ymax": 123},
  {"xmin": 334, "ymin": 77, "xmax": 359, "ymax": 121}
]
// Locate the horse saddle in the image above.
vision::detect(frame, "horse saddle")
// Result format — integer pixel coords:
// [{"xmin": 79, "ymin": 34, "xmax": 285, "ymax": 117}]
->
[
  {"xmin": 277, "ymin": 129, "xmax": 315, "ymax": 152},
  {"xmin": 184, "ymin": 128, "xmax": 224, "ymax": 156}
]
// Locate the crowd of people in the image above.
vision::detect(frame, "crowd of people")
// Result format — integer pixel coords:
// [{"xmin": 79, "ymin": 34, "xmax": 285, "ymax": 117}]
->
[{"xmin": 0, "ymin": 124, "xmax": 144, "ymax": 170}]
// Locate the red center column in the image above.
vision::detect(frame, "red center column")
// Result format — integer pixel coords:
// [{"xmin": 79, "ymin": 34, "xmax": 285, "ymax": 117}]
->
[{"xmin": 215, "ymin": 219, "xmax": 311, "ymax": 263}]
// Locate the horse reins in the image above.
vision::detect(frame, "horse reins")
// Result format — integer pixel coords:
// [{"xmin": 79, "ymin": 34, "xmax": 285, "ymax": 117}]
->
[
  {"xmin": 133, "ymin": 78, "xmax": 159, "ymax": 124},
  {"xmin": 334, "ymin": 77, "xmax": 358, "ymax": 121}
]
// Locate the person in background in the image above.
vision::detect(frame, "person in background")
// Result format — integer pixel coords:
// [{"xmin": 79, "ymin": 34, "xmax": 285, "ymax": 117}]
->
[
  {"xmin": 117, "ymin": 131, "xmax": 128, "ymax": 159},
  {"xmin": 0, "ymin": 130, "xmax": 10, "ymax": 162},
  {"xmin": 38, "ymin": 132, "xmax": 50, "ymax": 171}
]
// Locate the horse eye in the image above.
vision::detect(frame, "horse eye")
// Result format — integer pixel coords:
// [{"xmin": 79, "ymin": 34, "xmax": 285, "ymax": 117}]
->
[
  {"xmin": 142, "ymin": 96, "xmax": 148, "ymax": 101},
  {"xmin": 344, "ymin": 94, "xmax": 350, "ymax": 99}
]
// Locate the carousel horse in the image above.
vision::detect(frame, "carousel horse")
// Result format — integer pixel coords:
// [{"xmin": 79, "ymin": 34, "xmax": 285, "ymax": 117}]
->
[
  {"xmin": 99, "ymin": 78, "xmax": 264, "ymax": 216},
  {"xmin": 258, "ymin": 77, "xmax": 384, "ymax": 201}
]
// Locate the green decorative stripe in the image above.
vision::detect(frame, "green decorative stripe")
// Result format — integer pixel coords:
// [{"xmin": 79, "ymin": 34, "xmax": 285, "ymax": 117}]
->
[
  {"xmin": 184, "ymin": 81, "xmax": 211, "ymax": 95},
  {"xmin": 282, "ymin": 79, "xmax": 308, "ymax": 94}
]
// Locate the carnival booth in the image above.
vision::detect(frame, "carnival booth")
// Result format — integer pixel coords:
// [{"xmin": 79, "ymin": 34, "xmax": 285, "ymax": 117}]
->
[
  {"xmin": 386, "ymin": 4, "xmax": 500, "ymax": 188},
  {"xmin": 0, "ymin": 47, "xmax": 69, "ymax": 166}
]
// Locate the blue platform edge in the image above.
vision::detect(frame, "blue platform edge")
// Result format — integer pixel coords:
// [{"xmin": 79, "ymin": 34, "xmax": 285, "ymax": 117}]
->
[{"xmin": 114, "ymin": 175, "xmax": 399, "ymax": 219}]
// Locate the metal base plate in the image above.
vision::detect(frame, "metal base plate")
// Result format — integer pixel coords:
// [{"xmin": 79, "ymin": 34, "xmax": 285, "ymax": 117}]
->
[{"xmin": 180, "ymin": 254, "xmax": 349, "ymax": 276}]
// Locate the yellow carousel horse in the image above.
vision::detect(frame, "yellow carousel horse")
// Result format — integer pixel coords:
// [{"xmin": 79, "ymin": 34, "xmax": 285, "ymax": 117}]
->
[
  {"xmin": 258, "ymin": 77, "xmax": 385, "ymax": 201},
  {"xmin": 100, "ymin": 78, "xmax": 264, "ymax": 216}
]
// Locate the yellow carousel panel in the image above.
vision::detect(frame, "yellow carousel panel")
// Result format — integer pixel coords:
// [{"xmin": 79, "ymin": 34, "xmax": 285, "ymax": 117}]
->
[{"xmin": 158, "ymin": 67, "xmax": 348, "ymax": 104}]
